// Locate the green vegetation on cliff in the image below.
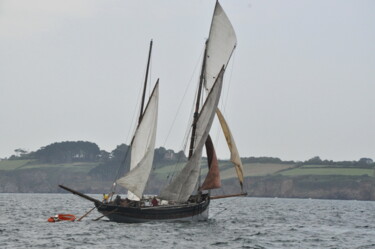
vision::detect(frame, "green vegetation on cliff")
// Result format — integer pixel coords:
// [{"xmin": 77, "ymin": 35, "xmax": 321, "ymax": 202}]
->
[
  {"xmin": 280, "ymin": 167, "xmax": 373, "ymax": 176},
  {"xmin": 1, "ymin": 141, "xmax": 374, "ymax": 200}
]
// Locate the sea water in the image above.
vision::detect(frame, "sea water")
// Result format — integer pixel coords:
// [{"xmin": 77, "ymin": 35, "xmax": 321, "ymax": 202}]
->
[{"xmin": 1, "ymin": 193, "xmax": 375, "ymax": 248}]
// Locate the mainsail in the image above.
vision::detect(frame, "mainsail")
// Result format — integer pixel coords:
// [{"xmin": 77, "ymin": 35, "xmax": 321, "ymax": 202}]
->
[
  {"xmin": 117, "ymin": 81, "xmax": 159, "ymax": 200},
  {"xmin": 159, "ymin": 69, "xmax": 225, "ymax": 202},
  {"xmin": 204, "ymin": 1, "xmax": 237, "ymax": 91},
  {"xmin": 216, "ymin": 108, "xmax": 244, "ymax": 190}
]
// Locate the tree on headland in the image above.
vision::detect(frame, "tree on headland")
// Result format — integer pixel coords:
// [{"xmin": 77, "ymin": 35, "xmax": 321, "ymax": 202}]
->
[
  {"xmin": 98, "ymin": 150, "xmax": 110, "ymax": 162},
  {"xmin": 306, "ymin": 156, "xmax": 323, "ymax": 165},
  {"xmin": 358, "ymin": 158, "xmax": 373, "ymax": 166},
  {"xmin": 8, "ymin": 148, "xmax": 30, "ymax": 160},
  {"xmin": 88, "ymin": 144, "xmax": 130, "ymax": 180},
  {"xmin": 242, "ymin": 156, "xmax": 290, "ymax": 164},
  {"xmin": 5, "ymin": 141, "xmax": 374, "ymax": 170},
  {"xmin": 34, "ymin": 141, "xmax": 100, "ymax": 163},
  {"xmin": 14, "ymin": 148, "xmax": 28, "ymax": 157},
  {"xmin": 110, "ymin": 144, "xmax": 130, "ymax": 162}
]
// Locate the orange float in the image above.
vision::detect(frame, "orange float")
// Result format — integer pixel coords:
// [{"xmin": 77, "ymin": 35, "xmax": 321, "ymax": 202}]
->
[{"xmin": 48, "ymin": 214, "xmax": 76, "ymax": 222}]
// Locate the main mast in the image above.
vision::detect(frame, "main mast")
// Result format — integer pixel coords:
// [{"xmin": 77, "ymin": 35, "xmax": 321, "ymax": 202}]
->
[
  {"xmin": 188, "ymin": 40, "xmax": 208, "ymax": 159},
  {"xmin": 139, "ymin": 39, "xmax": 153, "ymax": 124}
]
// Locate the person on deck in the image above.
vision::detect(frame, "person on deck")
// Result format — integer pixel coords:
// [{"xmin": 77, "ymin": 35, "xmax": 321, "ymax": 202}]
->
[
  {"xmin": 103, "ymin": 194, "xmax": 109, "ymax": 203},
  {"xmin": 115, "ymin": 195, "xmax": 121, "ymax": 205},
  {"xmin": 151, "ymin": 197, "xmax": 159, "ymax": 206}
]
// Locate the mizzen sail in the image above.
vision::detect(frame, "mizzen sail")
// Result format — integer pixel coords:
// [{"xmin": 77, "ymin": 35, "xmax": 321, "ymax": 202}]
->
[{"xmin": 117, "ymin": 81, "xmax": 159, "ymax": 199}]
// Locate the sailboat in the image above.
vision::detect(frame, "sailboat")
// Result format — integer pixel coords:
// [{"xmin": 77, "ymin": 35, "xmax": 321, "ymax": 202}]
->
[{"xmin": 59, "ymin": 1, "xmax": 245, "ymax": 223}]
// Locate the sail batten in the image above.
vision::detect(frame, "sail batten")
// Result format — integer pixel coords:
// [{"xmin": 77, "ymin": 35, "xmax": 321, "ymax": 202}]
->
[{"xmin": 117, "ymin": 81, "xmax": 159, "ymax": 199}]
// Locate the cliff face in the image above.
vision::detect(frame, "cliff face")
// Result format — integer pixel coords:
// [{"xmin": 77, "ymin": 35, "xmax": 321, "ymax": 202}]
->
[
  {"xmin": 245, "ymin": 175, "xmax": 375, "ymax": 201},
  {"xmin": 1, "ymin": 168, "xmax": 374, "ymax": 201},
  {"xmin": 0, "ymin": 169, "xmax": 112, "ymax": 193},
  {"xmin": 0, "ymin": 168, "xmax": 165, "ymax": 194}
]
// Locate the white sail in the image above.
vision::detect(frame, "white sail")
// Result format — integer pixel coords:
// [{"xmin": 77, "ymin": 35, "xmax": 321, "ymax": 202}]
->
[
  {"xmin": 204, "ymin": 1, "xmax": 237, "ymax": 91},
  {"xmin": 216, "ymin": 108, "xmax": 244, "ymax": 189},
  {"xmin": 159, "ymin": 69, "xmax": 225, "ymax": 202},
  {"xmin": 117, "ymin": 82, "xmax": 159, "ymax": 200}
]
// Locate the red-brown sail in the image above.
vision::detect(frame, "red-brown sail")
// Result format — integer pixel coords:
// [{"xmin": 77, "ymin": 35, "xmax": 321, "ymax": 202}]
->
[{"xmin": 201, "ymin": 135, "xmax": 221, "ymax": 190}]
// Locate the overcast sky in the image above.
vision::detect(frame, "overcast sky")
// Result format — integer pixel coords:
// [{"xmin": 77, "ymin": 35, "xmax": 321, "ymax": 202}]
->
[{"xmin": 0, "ymin": 0, "xmax": 374, "ymax": 161}]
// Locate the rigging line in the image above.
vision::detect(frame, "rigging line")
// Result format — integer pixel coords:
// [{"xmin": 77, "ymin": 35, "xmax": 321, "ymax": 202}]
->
[
  {"xmin": 166, "ymin": 108, "xmax": 193, "ymax": 183},
  {"xmin": 168, "ymin": 92, "xmax": 194, "ymax": 184},
  {"xmin": 126, "ymin": 83, "xmax": 142, "ymax": 141},
  {"xmin": 221, "ymin": 49, "xmax": 236, "ymax": 116},
  {"xmin": 213, "ymin": 50, "xmax": 237, "ymax": 158},
  {"xmin": 111, "ymin": 63, "xmax": 147, "ymax": 193},
  {"xmin": 111, "ymin": 146, "xmax": 131, "ymax": 195},
  {"xmin": 126, "ymin": 70, "xmax": 145, "ymax": 145},
  {"xmin": 162, "ymin": 46, "xmax": 205, "ymax": 148},
  {"xmin": 212, "ymin": 51, "xmax": 237, "ymax": 158},
  {"xmin": 212, "ymin": 206, "xmax": 228, "ymax": 218},
  {"xmin": 165, "ymin": 80, "xmax": 197, "ymax": 184},
  {"xmin": 164, "ymin": 103, "xmax": 194, "ymax": 185},
  {"xmin": 213, "ymin": 120, "xmax": 221, "ymax": 155},
  {"xmin": 162, "ymin": 149, "xmax": 186, "ymax": 187},
  {"xmin": 125, "ymin": 81, "xmax": 143, "ymax": 152},
  {"xmin": 163, "ymin": 48, "xmax": 205, "ymax": 185},
  {"xmin": 165, "ymin": 130, "xmax": 189, "ymax": 184},
  {"xmin": 164, "ymin": 118, "xmax": 194, "ymax": 182}
]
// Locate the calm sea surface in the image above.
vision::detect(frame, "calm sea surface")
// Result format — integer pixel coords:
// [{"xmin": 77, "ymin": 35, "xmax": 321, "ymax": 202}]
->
[{"xmin": 1, "ymin": 193, "xmax": 375, "ymax": 248}]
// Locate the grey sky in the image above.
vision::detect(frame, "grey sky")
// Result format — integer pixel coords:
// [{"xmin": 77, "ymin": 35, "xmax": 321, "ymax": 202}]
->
[{"xmin": 0, "ymin": 0, "xmax": 374, "ymax": 161}]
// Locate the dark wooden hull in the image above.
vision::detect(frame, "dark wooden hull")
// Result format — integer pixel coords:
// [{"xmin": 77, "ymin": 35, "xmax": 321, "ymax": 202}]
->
[{"xmin": 95, "ymin": 194, "xmax": 210, "ymax": 223}]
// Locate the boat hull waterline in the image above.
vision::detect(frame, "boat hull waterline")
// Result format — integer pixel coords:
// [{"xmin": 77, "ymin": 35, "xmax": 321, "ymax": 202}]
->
[
  {"xmin": 59, "ymin": 184, "xmax": 210, "ymax": 223},
  {"xmin": 95, "ymin": 195, "xmax": 210, "ymax": 223}
]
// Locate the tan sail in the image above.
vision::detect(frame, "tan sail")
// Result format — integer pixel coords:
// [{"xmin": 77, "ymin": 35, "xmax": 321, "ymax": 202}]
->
[
  {"xmin": 116, "ymin": 81, "xmax": 159, "ymax": 199},
  {"xmin": 200, "ymin": 135, "xmax": 221, "ymax": 190},
  {"xmin": 216, "ymin": 108, "xmax": 244, "ymax": 190}
]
